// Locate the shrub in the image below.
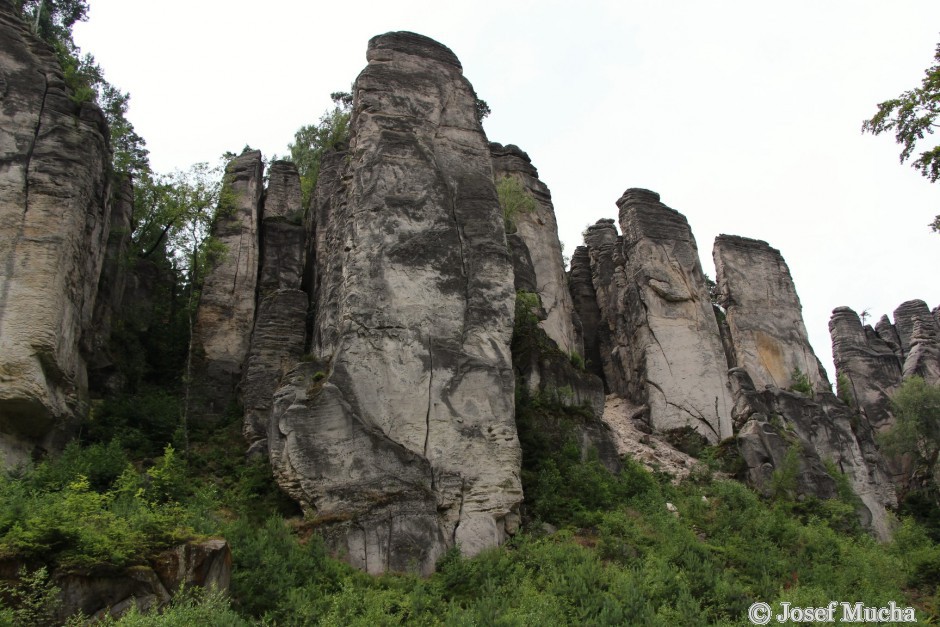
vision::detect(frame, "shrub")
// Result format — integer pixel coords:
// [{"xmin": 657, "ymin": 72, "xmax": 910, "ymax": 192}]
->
[
  {"xmin": 789, "ymin": 367, "xmax": 813, "ymax": 396},
  {"xmin": 497, "ymin": 175, "xmax": 536, "ymax": 233}
]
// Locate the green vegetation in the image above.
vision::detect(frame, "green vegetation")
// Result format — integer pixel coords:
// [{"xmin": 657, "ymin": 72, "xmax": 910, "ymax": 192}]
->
[
  {"xmin": 497, "ymin": 175, "xmax": 536, "ymax": 233},
  {"xmin": 862, "ymin": 40, "xmax": 940, "ymax": 232},
  {"xmin": 1, "ymin": 385, "xmax": 938, "ymax": 623},
  {"xmin": 788, "ymin": 367, "xmax": 813, "ymax": 396},
  {"xmin": 286, "ymin": 91, "xmax": 352, "ymax": 208},
  {"xmin": 881, "ymin": 376, "xmax": 940, "ymax": 527}
]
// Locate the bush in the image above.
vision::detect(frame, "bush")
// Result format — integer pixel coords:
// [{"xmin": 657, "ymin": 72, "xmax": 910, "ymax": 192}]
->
[{"xmin": 497, "ymin": 175, "xmax": 536, "ymax": 234}]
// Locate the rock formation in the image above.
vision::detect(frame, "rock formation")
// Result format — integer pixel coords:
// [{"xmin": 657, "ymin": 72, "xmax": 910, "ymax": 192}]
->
[
  {"xmin": 490, "ymin": 142, "xmax": 582, "ymax": 355},
  {"xmin": 0, "ymin": 5, "xmax": 113, "ymax": 466},
  {"xmin": 242, "ymin": 160, "xmax": 308, "ymax": 454},
  {"xmin": 189, "ymin": 150, "xmax": 262, "ymax": 418},
  {"xmin": 86, "ymin": 178, "xmax": 134, "ymax": 393},
  {"xmin": 830, "ymin": 299, "xmax": 940, "ymax": 432},
  {"xmin": 829, "ymin": 306, "xmax": 903, "ymax": 432},
  {"xmin": 575, "ymin": 192, "xmax": 734, "ymax": 442},
  {"xmin": 713, "ymin": 236, "xmax": 828, "ymax": 391},
  {"xmin": 267, "ymin": 32, "xmax": 522, "ymax": 574},
  {"xmin": 570, "ymin": 192, "xmax": 897, "ymax": 537}
]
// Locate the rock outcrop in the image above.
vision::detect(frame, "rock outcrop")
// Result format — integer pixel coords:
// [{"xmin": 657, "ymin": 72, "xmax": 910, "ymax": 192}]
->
[
  {"xmin": 49, "ymin": 539, "xmax": 231, "ymax": 622},
  {"xmin": 713, "ymin": 235, "xmax": 829, "ymax": 391},
  {"xmin": 0, "ymin": 5, "xmax": 113, "ymax": 466},
  {"xmin": 728, "ymin": 367, "xmax": 896, "ymax": 539},
  {"xmin": 242, "ymin": 161, "xmax": 307, "ymax": 453},
  {"xmin": 490, "ymin": 142, "xmax": 582, "ymax": 355},
  {"xmin": 86, "ymin": 178, "xmax": 134, "ymax": 393},
  {"xmin": 710, "ymin": 237, "xmax": 895, "ymax": 538},
  {"xmin": 829, "ymin": 306, "xmax": 903, "ymax": 432},
  {"xmin": 577, "ymin": 192, "xmax": 733, "ymax": 442},
  {"xmin": 189, "ymin": 150, "xmax": 262, "ymax": 418},
  {"xmin": 268, "ymin": 32, "xmax": 522, "ymax": 575}
]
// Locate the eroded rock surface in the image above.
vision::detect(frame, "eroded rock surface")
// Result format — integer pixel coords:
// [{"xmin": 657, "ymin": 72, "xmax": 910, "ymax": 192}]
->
[
  {"xmin": 714, "ymin": 235, "xmax": 829, "ymax": 391},
  {"xmin": 615, "ymin": 190, "xmax": 734, "ymax": 441},
  {"xmin": 190, "ymin": 150, "xmax": 262, "ymax": 417},
  {"xmin": 0, "ymin": 5, "xmax": 113, "ymax": 465},
  {"xmin": 268, "ymin": 32, "xmax": 522, "ymax": 574},
  {"xmin": 490, "ymin": 142, "xmax": 582, "ymax": 355},
  {"xmin": 729, "ymin": 368, "xmax": 896, "ymax": 540},
  {"xmin": 829, "ymin": 306, "xmax": 902, "ymax": 432}
]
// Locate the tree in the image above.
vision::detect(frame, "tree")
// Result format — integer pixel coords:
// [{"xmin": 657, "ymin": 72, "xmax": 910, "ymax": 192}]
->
[
  {"xmin": 862, "ymin": 41, "xmax": 940, "ymax": 231},
  {"xmin": 13, "ymin": 0, "xmax": 88, "ymax": 44},
  {"xmin": 880, "ymin": 376, "xmax": 940, "ymax": 498},
  {"xmin": 287, "ymin": 92, "xmax": 352, "ymax": 207}
]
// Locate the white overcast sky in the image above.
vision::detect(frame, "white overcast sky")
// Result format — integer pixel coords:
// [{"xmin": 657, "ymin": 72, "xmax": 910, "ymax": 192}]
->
[{"xmin": 74, "ymin": 0, "xmax": 940, "ymax": 378}]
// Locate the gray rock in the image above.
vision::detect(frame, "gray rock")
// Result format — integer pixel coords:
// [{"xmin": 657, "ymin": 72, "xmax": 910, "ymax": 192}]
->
[
  {"xmin": 269, "ymin": 32, "xmax": 522, "ymax": 574},
  {"xmin": 714, "ymin": 235, "xmax": 829, "ymax": 391},
  {"xmin": 259, "ymin": 160, "xmax": 305, "ymax": 297},
  {"xmin": 86, "ymin": 178, "xmax": 134, "ymax": 392},
  {"xmin": 190, "ymin": 150, "xmax": 263, "ymax": 417},
  {"xmin": 893, "ymin": 299, "xmax": 937, "ymax": 359},
  {"xmin": 568, "ymin": 245, "xmax": 606, "ymax": 383},
  {"xmin": 53, "ymin": 539, "xmax": 231, "ymax": 622},
  {"xmin": 729, "ymin": 367, "xmax": 896, "ymax": 540},
  {"xmin": 242, "ymin": 289, "xmax": 307, "ymax": 446},
  {"xmin": 0, "ymin": 5, "xmax": 113, "ymax": 465},
  {"xmin": 829, "ymin": 306, "xmax": 902, "ymax": 432},
  {"xmin": 490, "ymin": 142, "xmax": 582, "ymax": 355},
  {"xmin": 615, "ymin": 190, "xmax": 734, "ymax": 441}
]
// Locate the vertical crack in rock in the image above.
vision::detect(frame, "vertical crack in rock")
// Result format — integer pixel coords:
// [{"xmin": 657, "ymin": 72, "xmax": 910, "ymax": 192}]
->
[
  {"xmin": 23, "ymin": 70, "xmax": 48, "ymax": 216},
  {"xmin": 424, "ymin": 330, "xmax": 433, "ymax": 458}
]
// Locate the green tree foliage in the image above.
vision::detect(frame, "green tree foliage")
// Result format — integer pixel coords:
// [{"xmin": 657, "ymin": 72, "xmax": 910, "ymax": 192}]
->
[
  {"xmin": 863, "ymin": 41, "xmax": 940, "ymax": 231},
  {"xmin": 881, "ymin": 376, "xmax": 940, "ymax": 496},
  {"xmin": 288, "ymin": 92, "xmax": 352, "ymax": 207},
  {"xmin": 497, "ymin": 174, "xmax": 536, "ymax": 233},
  {"xmin": 14, "ymin": 0, "xmax": 88, "ymax": 44}
]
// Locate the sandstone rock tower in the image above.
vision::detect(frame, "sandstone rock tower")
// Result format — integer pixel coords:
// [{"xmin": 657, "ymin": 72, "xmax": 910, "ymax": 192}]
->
[
  {"xmin": 0, "ymin": 5, "xmax": 114, "ymax": 466},
  {"xmin": 266, "ymin": 32, "xmax": 523, "ymax": 574}
]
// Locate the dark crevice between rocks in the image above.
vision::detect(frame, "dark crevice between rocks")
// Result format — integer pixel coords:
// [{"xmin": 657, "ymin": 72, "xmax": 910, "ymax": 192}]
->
[
  {"xmin": 23, "ymin": 70, "xmax": 48, "ymax": 216},
  {"xmin": 424, "ymin": 330, "xmax": 433, "ymax": 458}
]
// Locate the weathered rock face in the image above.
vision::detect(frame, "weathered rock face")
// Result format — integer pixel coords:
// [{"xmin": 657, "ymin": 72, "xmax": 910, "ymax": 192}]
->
[
  {"xmin": 49, "ymin": 539, "xmax": 231, "ymax": 622},
  {"xmin": 894, "ymin": 300, "xmax": 940, "ymax": 384},
  {"xmin": 86, "ymin": 178, "xmax": 134, "ymax": 392},
  {"xmin": 568, "ymin": 245, "xmax": 606, "ymax": 383},
  {"xmin": 714, "ymin": 235, "xmax": 829, "ymax": 392},
  {"xmin": 190, "ymin": 150, "xmax": 262, "ymax": 417},
  {"xmin": 0, "ymin": 5, "xmax": 112, "ymax": 466},
  {"xmin": 268, "ymin": 32, "xmax": 522, "ymax": 575},
  {"xmin": 729, "ymin": 368, "xmax": 896, "ymax": 540},
  {"xmin": 242, "ymin": 161, "xmax": 307, "ymax": 453},
  {"xmin": 712, "ymin": 239, "xmax": 895, "ymax": 538},
  {"xmin": 829, "ymin": 306, "xmax": 902, "ymax": 432},
  {"xmin": 490, "ymin": 142, "xmax": 582, "ymax": 355},
  {"xmin": 615, "ymin": 190, "xmax": 734, "ymax": 441},
  {"xmin": 258, "ymin": 160, "xmax": 305, "ymax": 297}
]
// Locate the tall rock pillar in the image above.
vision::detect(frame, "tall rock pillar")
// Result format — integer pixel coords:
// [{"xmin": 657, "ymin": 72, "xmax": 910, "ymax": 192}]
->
[
  {"xmin": 268, "ymin": 32, "xmax": 522, "ymax": 574},
  {"xmin": 0, "ymin": 5, "xmax": 113, "ymax": 465},
  {"xmin": 190, "ymin": 150, "xmax": 262, "ymax": 418},
  {"xmin": 713, "ymin": 235, "xmax": 829, "ymax": 391},
  {"xmin": 616, "ymin": 189, "xmax": 733, "ymax": 441}
]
